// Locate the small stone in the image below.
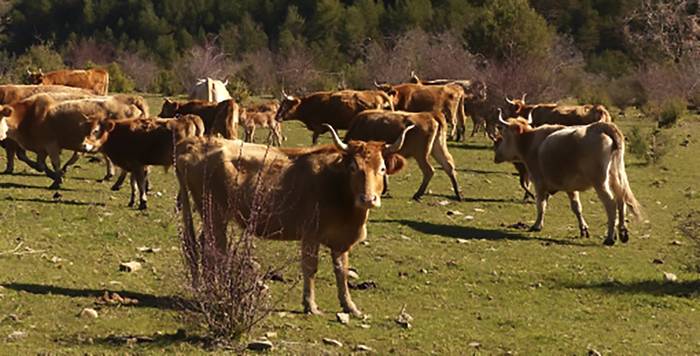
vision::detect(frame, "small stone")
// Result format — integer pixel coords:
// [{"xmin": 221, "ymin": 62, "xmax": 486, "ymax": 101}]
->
[
  {"xmin": 474, "ymin": 208, "xmax": 485, "ymax": 212},
  {"xmin": 50, "ymin": 256, "xmax": 63, "ymax": 264},
  {"xmin": 119, "ymin": 261, "xmax": 142, "ymax": 272},
  {"xmin": 419, "ymin": 268, "xmax": 428, "ymax": 274},
  {"xmin": 79, "ymin": 308, "xmax": 98, "ymax": 319},
  {"xmin": 588, "ymin": 349, "xmax": 602, "ymax": 356},
  {"xmin": 137, "ymin": 246, "xmax": 161, "ymax": 253},
  {"xmin": 360, "ymin": 323, "xmax": 371, "ymax": 329},
  {"xmin": 348, "ymin": 268, "xmax": 359, "ymax": 280},
  {"xmin": 456, "ymin": 238, "xmax": 470, "ymax": 244},
  {"xmin": 247, "ymin": 339, "xmax": 273, "ymax": 351},
  {"xmin": 264, "ymin": 332, "xmax": 277, "ymax": 339},
  {"xmin": 468, "ymin": 341, "xmax": 481, "ymax": 348},
  {"xmin": 663, "ymin": 272, "xmax": 678, "ymax": 282},
  {"xmin": 670, "ymin": 240, "xmax": 682, "ymax": 245},
  {"xmin": 350, "ymin": 280, "xmax": 377, "ymax": 290},
  {"xmin": 464, "ymin": 215, "xmax": 475, "ymax": 220},
  {"xmin": 446, "ymin": 210, "xmax": 463, "ymax": 216},
  {"xmin": 652, "ymin": 258, "xmax": 664, "ymax": 264},
  {"xmin": 437, "ymin": 200, "xmax": 450, "ymax": 206},
  {"xmin": 336, "ymin": 312, "xmax": 350, "ymax": 324},
  {"xmin": 355, "ymin": 344, "xmax": 374, "ymax": 352},
  {"xmin": 399, "ymin": 234, "xmax": 411, "ymax": 241},
  {"xmin": 7, "ymin": 331, "xmax": 27, "ymax": 341},
  {"xmin": 322, "ymin": 338, "xmax": 343, "ymax": 347},
  {"xmin": 396, "ymin": 306, "xmax": 413, "ymax": 329}
]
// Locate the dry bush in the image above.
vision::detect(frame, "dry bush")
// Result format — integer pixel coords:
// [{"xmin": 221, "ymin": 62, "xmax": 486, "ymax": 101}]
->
[
  {"xmin": 237, "ymin": 49, "xmax": 279, "ymax": 95},
  {"xmin": 179, "ymin": 145, "xmax": 288, "ymax": 347},
  {"xmin": 117, "ymin": 51, "xmax": 159, "ymax": 92},
  {"xmin": 176, "ymin": 39, "xmax": 235, "ymax": 92},
  {"xmin": 275, "ymin": 47, "xmax": 322, "ymax": 93},
  {"xmin": 65, "ymin": 38, "xmax": 116, "ymax": 67}
]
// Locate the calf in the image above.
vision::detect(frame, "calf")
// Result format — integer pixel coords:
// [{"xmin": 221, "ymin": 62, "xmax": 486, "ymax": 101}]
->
[
  {"xmin": 493, "ymin": 114, "xmax": 641, "ymax": 245},
  {"xmin": 176, "ymin": 125, "xmax": 411, "ymax": 316},
  {"xmin": 241, "ymin": 101, "xmax": 284, "ymax": 146},
  {"xmin": 345, "ymin": 109, "xmax": 462, "ymax": 201},
  {"xmin": 100, "ymin": 115, "xmax": 204, "ymax": 209},
  {"xmin": 159, "ymin": 98, "xmax": 239, "ymax": 139}
]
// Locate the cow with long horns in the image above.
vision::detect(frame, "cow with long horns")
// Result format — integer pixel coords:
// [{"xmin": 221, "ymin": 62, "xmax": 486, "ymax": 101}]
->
[
  {"xmin": 176, "ymin": 124, "xmax": 412, "ymax": 316},
  {"xmin": 493, "ymin": 111, "xmax": 641, "ymax": 245}
]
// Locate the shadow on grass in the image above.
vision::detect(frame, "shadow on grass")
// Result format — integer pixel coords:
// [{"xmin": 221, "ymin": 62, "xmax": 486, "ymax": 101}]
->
[
  {"xmin": 565, "ymin": 280, "xmax": 700, "ymax": 298},
  {"xmin": 0, "ymin": 182, "xmax": 49, "ymax": 190},
  {"xmin": 378, "ymin": 219, "xmax": 590, "ymax": 246},
  {"xmin": 4, "ymin": 197, "xmax": 103, "ymax": 206},
  {"xmin": 58, "ymin": 330, "xmax": 211, "ymax": 350},
  {"xmin": 449, "ymin": 143, "xmax": 493, "ymax": 151},
  {"xmin": 1, "ymin": 283, "xmax": 186, "ymax": 310},
  {"xmin": 457, "ymin": 167, "xmax": 515, "ymax": 175}
]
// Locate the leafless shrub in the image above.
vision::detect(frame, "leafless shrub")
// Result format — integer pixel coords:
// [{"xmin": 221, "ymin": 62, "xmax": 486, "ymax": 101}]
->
[
  {"xmin": 65, "ymin": 38, "xmax": 116, "ymax": 67},
  {"xmin": 176, "ymin": 39, "xmax": 235, "ymax": 91},
  {"xmin": 117, "ymin": 51, "xmax": 159, "ymax": 92},
  {"xmin": 275, "ymin": 47, "xmax": 322, "ymax": 93},
  {"xmin": 179, "ymin": 144, "xmax": 289, "ymax": 346},
  {"xmin": 635, "ymin": 57, "xmax": 700, "ymax": 106},
  {"xmin": 237, "ymin": 48, "xmax": 279, "ymax": 95}
]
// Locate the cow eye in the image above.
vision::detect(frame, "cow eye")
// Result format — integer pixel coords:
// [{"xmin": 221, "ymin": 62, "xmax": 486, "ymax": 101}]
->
[{"xmin": 379, "ymin": 165, "xmax": 386, "ymax": 175}]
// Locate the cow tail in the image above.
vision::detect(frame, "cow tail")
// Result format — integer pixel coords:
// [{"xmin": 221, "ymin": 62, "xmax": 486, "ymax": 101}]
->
[
  {"xmin": 600, "ymin": 123, "xmax": 642, "ymax": 220},
  {"xmin": 175, "ymin": 150, "xmax": 197, "ymax": 255},
  {"xmin": 596, "ymin": 105, "xmax": 613, "ymax": 123}
]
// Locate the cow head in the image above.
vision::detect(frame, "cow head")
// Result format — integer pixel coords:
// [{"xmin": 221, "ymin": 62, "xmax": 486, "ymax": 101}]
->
[
  {"xmin": 159, "ymin": 98, "xmax": 180, "ymax": 118},
  {"xmin": 275, "ymin": 91, "xmax": 301, "ymax": 122},
  {"xmin": 325, "ymin": 124, "xmax": 411, "ymax": 209},
  {"xmin": 0, "ymin": 106, "xmax": 11, "ymax": 141},
  {"xmin": 373, "ymin": 81, "xmax": 399, "ymax": 106},
  {"xmin": 470, "ymin": 81, "xmax": 488, "ymax": 102},
  {"xmin": 80, "ymin": 115, "xmax": 115, "ymax": 152},
  {"xmin": 504, "ymin": 93, "xmax": 527, "ymax": 118},
  {"xmin": 493, "ymin": 109, "xmax": 533, "ymax": 163},
  {"xmin": 26, "ymin": 69, "xmax": 44, "ymax": 84}
]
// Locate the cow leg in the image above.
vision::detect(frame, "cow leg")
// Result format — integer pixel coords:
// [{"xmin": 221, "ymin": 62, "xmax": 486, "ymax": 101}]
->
[
  {"xmin": 331, "ymin": 249, "xmax": 361, "ymax": 317},
  {"xmin": 617, "ymin": 197, "xmax": 629, "ymax": 243},
  {"xmin": 102, "ymin": 154, "xmax": 115, "ymax": 181},
  {"xmin": 46, "ymin": 145, "xmax": 64, "ymax": 190},
  {"xmin": 382, "ymin": 174, "xmax": 390, "ymax": 196},
  {"xmin": 111, "ymin": 169, "xmax": 128, "ymax": 191},
  {"xmin": 456, "ymin": 99, "xmax": 467, "ymax": 142},
  {"xmin": 60, "ymin": 152, "xmax": 80, "ymax": 173},
  {"xmin": 128, "ymin": 173, "xmax": 137, "ymax": 207},
  {"xmin": 431, "ymin": 137, "xmax": 462, "ymax": 201},
  {"xmin": 301, "ymin": 239, "xmax": 322, "ymax": 315},
  {"xmin": 273, "ymin": 125, "xmax": 284, "ymax": 146},
  {"xmin": 567, "ymin": 191, "xmax": 589, "ymax": 238},
  {"xmin": 413, "ymin": 156, "xmax": 435, "ymax": 201},
  {"xmin": 595, "ymin": 185, "xmax": 618, "ymax": 246},
  {"xmin": 311, "ymin": 130, "xmax": 321, "ymax": 145},
  {"xmin": 134, "ymin": 167, "xmax": 148, "ymax": 210},
  {"xmin": 2, "ymin": 140, "xmax": 15, "ymax": 174},
  {"xmin": 12, "ymin": 142, "xmax": 43, "ymax": 173},
  {"xmin": 530, "ymin": 190, "xmax": 549, "ymax": 232},
  {"xmin": 34, "ymin": 152, "xmax": 48, "ymax": 173}
]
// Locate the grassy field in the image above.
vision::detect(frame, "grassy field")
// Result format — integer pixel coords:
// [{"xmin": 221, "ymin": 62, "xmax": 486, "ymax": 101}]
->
[{"xmin": 1, "ymin": 96, "xmax": 699, "ymax": 354}]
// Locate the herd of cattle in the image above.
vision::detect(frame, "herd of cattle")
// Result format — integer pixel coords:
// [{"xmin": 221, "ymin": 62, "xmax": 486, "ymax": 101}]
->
[{"xmin": 0, "ymin": 68, "xmax": 641, "ymax": 316}]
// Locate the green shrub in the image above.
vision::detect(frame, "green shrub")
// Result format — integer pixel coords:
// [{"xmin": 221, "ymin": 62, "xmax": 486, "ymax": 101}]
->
[
  {"xmin": 226, "ymin": 79, "xmax": 251, "ymax": 103},
  {"xmin": 646, "ymin": 128, "xmax": 677, "ymax": 164},
  {"xmin": 645, "ymin": 97, "xmax": 688, "ymax": 128},
  {"xmin": 627, "ymin": 126, "xmax": 649, "ymax": 161},
  {"xmin": 13, "ymin": 43, "xmax": 65, "ymax": 81},
  {"xmin": 105, "ymin": 62, "xmax": 134, "ymax": 93},
  {"xmin": 154, "ymin": 70, "xmax": 183, "ymax": 96}
]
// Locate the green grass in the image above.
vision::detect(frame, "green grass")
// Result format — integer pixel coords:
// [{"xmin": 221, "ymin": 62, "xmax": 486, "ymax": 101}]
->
[{"xmin": 1, "ymin": 100, "xmax": 699, "ymax": 354}]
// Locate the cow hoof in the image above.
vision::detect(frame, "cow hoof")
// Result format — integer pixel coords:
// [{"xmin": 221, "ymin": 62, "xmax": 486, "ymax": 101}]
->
[
  {"xmin": 48, "ymin": 182, "xmax": 61, "ymax": 190},
  {"xmin": 344, "ymin": 306, "xmax": 363, "ymax": 318},
  {"xmin": 110, "ymin": 183, "xmax": 122, "ymax": 191},
  {"xmin": 138, "ymin": 202, "xmax": 147, "ymax": 210},
  {"xmin": 127, "ymin": 200, "xmax": 135, "ymax": 208},
  {"xmin": 304, "ymin": 306, "xmax": 323, "ymax": 316},
  {"xmin": 619, "ymin": 229, "xmax": 629, "ymax": 243},
  {"xmin": 454, "ymin": 194, "xmax": 463, "ymax": 202},
  {"xmin": 603, "ymin": 237, "xmax": 615, "ymax": 246},
  {"xmin": 102, "ymin": 174, "xmax": 114, "ymax": 181},
  {"xmin": 411, "ymin": 194, "xmax": 423, "ymax": 202},
  {"xmin": 580, "ymin": 227, "xmax": 590, "ymax": 238},
  {"xmin": 528, "ymin": 225, "xmax": 542, "ymax": 232}
]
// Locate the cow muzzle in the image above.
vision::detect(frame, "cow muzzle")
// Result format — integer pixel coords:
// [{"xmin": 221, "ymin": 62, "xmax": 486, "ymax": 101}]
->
[
  {"xmin": 81, "ymin": 142, "xmax": 97, "ymax": 152},
  {"xmin": 357, "ymin": 194, "xmax": 381, "ymax": 209}
]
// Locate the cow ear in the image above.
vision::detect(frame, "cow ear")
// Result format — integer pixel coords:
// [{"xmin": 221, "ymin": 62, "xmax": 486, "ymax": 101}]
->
[
  {"xmin": 388, "ymin": 89, "xmax": 398, "ymax": 97},
  {"xmin": 103, "ymin": 121, "xmax": 116, "ymax": 132},
  {"xmin": 0, "ymin": 106, "xmax": 12, "ymax": 117},
  {"xmin": 384, "ymin": 153, "xmax": 406, "ymax": 175}
]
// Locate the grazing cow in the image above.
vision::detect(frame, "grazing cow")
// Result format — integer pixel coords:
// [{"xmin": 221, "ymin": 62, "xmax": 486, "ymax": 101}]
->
[
  {"xmin": 27, "ymin": 68, "xmax": 109, "ymax": 95},
  {"xmin": 0, "ymin": 94, "xmax": 116, "ymax": 188},
  {"xmin": 345, "ymin": 109, "xmax": 462, "ymax": 201},
  {"xmin": 189, "ymin": 78, "xmax": 232, "ymax": 103},
  {"xmin": 241, "ymin": 101, "xmax": 284, "ymax": 146},
  {"xmin": 176, "ymin": 125, "xmax": 412, "ymax": 316},
  {"xmin": 159, "ymin": 99, "xmax": 239, "ymax": 139},
  {"xmin": 374, "ymin": 81, "xmax": 464, "ymax": 141},
  {"xmin": 100, "ymin": 115, "xmax": 204, "ymax": 209},
  {"xmin": 409, "ymin": 73, "xmax": 488, "ymax": 141},
  {"xmin": 493, "ymin": 113, "xmax": 641, "ymax": 245},
  {"xmin": 275, "ymin": 90, "xmax": 395, "ymax": 144},
  {"xmin": 504, "ymin": 95, "xmax": 612, "ymax": 125}
]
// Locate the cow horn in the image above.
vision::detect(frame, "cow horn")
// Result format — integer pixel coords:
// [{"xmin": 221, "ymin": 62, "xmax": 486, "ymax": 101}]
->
[
  {"xmin": 505, "ymin": 96, "xmax": 514, "ymax": 105},
  {"xmin": 527, "ymin": 111, "xmax": 533, "ymax": 125},
  {"xmin": 498, "ymin": 108, "xmax": 509, "ymax": 126},
  {"xmin": 323, "ymin": 124, "xmax": 348, "ymax": 152},
  {"xmin": 385, "ymin": 125, "xmax": 415, "ymax": 153},
  {"xmin": 373, "ymin": 80, "xmax": 382, "ymax": 89},
  {"xmin": 521, "ymin": 93, "xmax": 527, "ymax": 102}
]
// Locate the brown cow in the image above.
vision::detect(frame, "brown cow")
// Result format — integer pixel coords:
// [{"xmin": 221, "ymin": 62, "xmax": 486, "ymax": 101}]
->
[
  {"xmin": 409, "ymin": 73, "xmax": 488, "ymax": 141},
  {"xmin": 27, "ymin": 68, "xmax": 109, "ymax": 95},
  {"xmin": 494, "ymin": 114, "xmax": 641, "ymax": 245},
  {"xmin": 159, "ymin": 98, "xmax": 239, "ymax": 139},
  {"xmin": 374, "ymin": 81, "xmax": 464, "ymax": 141},
  {"xmin": 274, "ymin": 90, "xmax": 395, "ymax": 144},
  {"xmin": 176, "ymin": 125, "xmax": 411, "ymax": 316},
  {"xmin": 241, "ymin": 101, "xmax": 284, "ymax": 146},
  {"xmin": 100, "ymin": 115, "xmax": 204, "ymax": 209},
  {"xmin": 0, "ymin": 94, "xmax": 115, "ymax": 188},
  {"xmin": 504, "ymin": 95, "xmax": 612, "ymax": 125},
  {"xmin": 345, "ymin": 109, "xmax": 462, "ymax": 201}
]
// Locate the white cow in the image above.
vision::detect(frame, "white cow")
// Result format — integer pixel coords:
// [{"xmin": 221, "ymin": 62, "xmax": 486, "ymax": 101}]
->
[{"xmin": 189, "ymin": 78, "xmax": 232, "ymax": 103}]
